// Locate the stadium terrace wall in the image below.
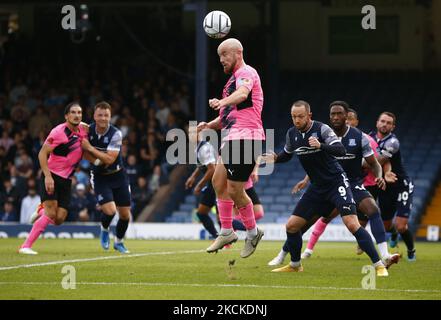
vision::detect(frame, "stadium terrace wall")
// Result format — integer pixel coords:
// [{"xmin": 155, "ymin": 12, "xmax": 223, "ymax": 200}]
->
[
  {"xmin": 0, "ymin": 223, "xmax": 437, "ymax": 242},
  {"xmin": 0, "ymin": 223, "xmax": 356, "ymax": 241}
]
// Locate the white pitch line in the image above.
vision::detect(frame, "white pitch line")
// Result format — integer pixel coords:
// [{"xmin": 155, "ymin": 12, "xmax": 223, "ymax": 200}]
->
[
  {"xmin": 0, "ymin": 281, "xmax": 440, "ymax": 294},
  {"xmin": 0, "ymin": 249, "xmax": 205, "ymax": 271}
]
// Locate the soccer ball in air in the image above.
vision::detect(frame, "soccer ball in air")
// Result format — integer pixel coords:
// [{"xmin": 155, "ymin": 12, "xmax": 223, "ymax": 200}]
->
[{"xmin": 203, "ymin": 10, "xmax": 231, "ymax": 39}]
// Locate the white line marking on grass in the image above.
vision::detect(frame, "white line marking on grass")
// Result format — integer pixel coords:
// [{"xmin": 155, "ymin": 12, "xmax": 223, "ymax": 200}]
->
[
  {"xmin": 0, "ymin": 281, "xmax": 440, "ymax": 294},
  {"xmin": 0, "ymin": 250, "xmax": 205, "ymax": 271}
]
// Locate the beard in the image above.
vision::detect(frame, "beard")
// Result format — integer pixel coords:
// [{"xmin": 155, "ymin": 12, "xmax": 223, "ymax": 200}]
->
[{"xmin": 68, "ymin": 119, "xmax": 81, "ymax": 126}]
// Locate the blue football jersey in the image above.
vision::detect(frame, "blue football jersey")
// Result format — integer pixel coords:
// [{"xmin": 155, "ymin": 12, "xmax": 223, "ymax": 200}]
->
[
  {"xmin": 335, "ymin": 126, "xmax": 374, "ymax": 183},
  {"xmin": 369, "ymin": 132, "xmax": 410, "ymax": 183},
  {"xmin": 284, "ymin": 121, "xmax": 346, "ymax": 186},
  {"xmin": 88, "ymin": 123, "xmax": 125, "ymax": 175}
]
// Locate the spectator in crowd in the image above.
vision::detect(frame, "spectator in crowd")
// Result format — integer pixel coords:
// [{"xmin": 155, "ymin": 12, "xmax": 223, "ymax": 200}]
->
[
  {"xmin": 131, "ymin": 176, "xmax": 151, "ymax": 219},
  {"xmin": 156, "ymin": 99, "xmax": 170, "ymax": 129},
  {"xmin": 0, "ymin": 177, "xmax": 19, "ymax": 210},
  {"xmin": 9, "ymin": 78, "xmax": 27, "ymax": 104},
  {"xmin": 14, "ymin": 148, "xmax": 34, "ymax": 179},
  {"xmin": 10, "ymin": 98, "xmax": 30, "ymax": 132},
  {"xmin": 74, "ymin": 162, "xmax": 90, "ymax": 187},
  {"xmin": 28, "ymin": 105, "xmax": 52, "ymax": 139},
  {"xmin": 32, "ymin": 130, "xmax": 46, "ymax": 169},
  {"xmin": 125, "ymin": 154, "xmax": 141, "ymax": 190},
  {"xmin": 0, "ymin": 200, "xmax": 18, "ymax": 222},
  {"xmin": 0, "ymin": 146, "xmax": 9, "ymax": 177},
  {"xmin": 19, "ymin": 186, "xmax": 40, "ymax": 224},
  {"xmin": 68, "ymin": 183, "xmax": 92, "ymax": 222},
  {"xmin": 0, "ymin": 131, "xmax": 14, "ymax": 153},
  {"xmin": 9, "ymin": 164, "xmax": 29, "ymax": 203}
]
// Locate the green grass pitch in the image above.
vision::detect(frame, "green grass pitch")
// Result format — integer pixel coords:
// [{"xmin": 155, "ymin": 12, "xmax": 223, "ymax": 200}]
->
[{"xmin": 0, "ymin": 239, "xmax": 440, "ymax": 300}]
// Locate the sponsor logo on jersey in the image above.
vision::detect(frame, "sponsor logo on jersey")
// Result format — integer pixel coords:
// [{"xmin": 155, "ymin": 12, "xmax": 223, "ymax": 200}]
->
[
  {"xmin": 335, "ymin": 153, "xmax": 356, "ymax": 160},
  {"xmin": 294, "ymin": 146, "xmax": 321, "ymax": 155}
]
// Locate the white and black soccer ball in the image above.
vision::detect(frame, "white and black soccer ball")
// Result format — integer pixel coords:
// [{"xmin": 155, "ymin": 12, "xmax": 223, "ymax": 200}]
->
[{"xmin": 203, "ymin": 10, "xmax": 231, "ymax": 39}]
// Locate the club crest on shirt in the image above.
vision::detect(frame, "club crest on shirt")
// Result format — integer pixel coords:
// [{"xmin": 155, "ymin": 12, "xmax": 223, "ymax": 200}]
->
[
  {"xmin": 349, "ymin": 139, "xmax": 356, "ymax": 146},
  {"xmin": 103, "ymin": 137, "xmax": 109, "ymax": 144}
]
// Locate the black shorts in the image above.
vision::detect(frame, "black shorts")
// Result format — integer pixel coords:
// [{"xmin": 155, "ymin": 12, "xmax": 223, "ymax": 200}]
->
[
  {"xmin": 245, "ymin": 186, "xmax": 261, "ymax": 205},
  {"xmin": 293, "ymin": 173, "xmax": 356, "ymax": 221},
  {"xmin": 365, "ymin": 185, "xmax": 380, "ymax": 200},
  {"xmin": 220, "ymin": 139, "xmax": 262, "ymax": 182},
  {"xmin": 198, "ymin": 181, "xmax": 217, "ymax": 208},
  {"xmin": 40, "ymin": 172, "xmax": 72, "ymax": 210},
  {"xmin": 350, "ymin": 181, "xmax": 374, "ymax": 221},
  {"xmin": 91, "ymin": 170, "xmax": 132, "ymax": 207},
  {"xmin": 351, "ymin": 182, "xmax": 374, "ymax": 222},
  {"xmin": 379, "ymin": 179, "xmax": 414, "ymax": 221}
]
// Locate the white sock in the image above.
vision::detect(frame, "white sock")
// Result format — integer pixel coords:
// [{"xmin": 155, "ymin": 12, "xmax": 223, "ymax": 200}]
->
[
  {"xmin": 304, "ymin": 248, "xmax": 313, "ymax": 254},
  {"xmin": 220, "ymin": 228, "xmax": 233, "ymax": 236},
  {"xmin": 279, "ymin": 249, "xmax": 288, "ymax": 258},
  {"xmin": 373, "ymin": 260, "xmax": 384, "ymax": 268},
  {"xmin": 115, "ymin": 237, "xmax": 123, "ymax": 244},
  {"xmin": 246, "ymin": 227, "xmax": 257, "ymax": 239},
  {"xmin": 378, "ymin": 242, "xmax": 390, "ymax": 259},
  {"xmin": 101, "ymin": 226, "xmax": 109, "ymax": 232},
  {"xmin": 290, "ymin": 261, "xmax": 301, "ymax": 268}
]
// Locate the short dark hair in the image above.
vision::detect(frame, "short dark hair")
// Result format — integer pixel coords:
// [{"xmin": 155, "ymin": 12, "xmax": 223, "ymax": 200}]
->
[
  {"xmin": 292, "ymin": 100, "xmax": 311, "ymax": 113},
  {"xmin": 329, "ymin": 100, "xmax": 349, "ymax": 113},
  {"xmin": 64, "ymin": 102, "xmax": 81, "ymax": 115},
  {"xmin": 348, "ymin": 108, "xmax": 358, "ymax": 119},
  {"xmin": 379, "ymin": 111, "xmax": 396, "ymax": 125},
  {"xmin": 94, "ymin": 101, "xmax": 112, "ymax": 112}
]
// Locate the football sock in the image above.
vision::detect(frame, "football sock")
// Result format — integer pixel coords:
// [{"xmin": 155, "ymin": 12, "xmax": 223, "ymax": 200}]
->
[
  {"xmin": 286, "ymin": 231, "xmax": 303, "ymax": 263},
  {"xmin": 217, "ymin": 199, "xmax": 234, "ymax": 231},
  {"xmin": 238, "ymin": 202, "xmax": 256, "ymax": 230},
  {"xmin": 254, "ymin": 209, "xmax": 264, "ymax": 221},
  {"xmin": 306, "ymin": 218, "xmax": 328, "ymax": 250},
  {"xmin": 101, "ymin": 212, "xmax": 115, "ymax": 230},
  {"xmin": 116, "ymin": 218, "xmax": 129, "ymax": 241},
  {"xmin": 197, "ymin": 212, "xmax": 218, "ymax": 238},
  {"xmin": 232, "ymin": 219, "xmax": 246, "ymax": 231},
  {"xmin": 400, "ymin": 229, "xmax": 415, "ymax": 251},
  {"xmin": 390, "ymin": 226, "xmax": 398, "ymax": 242},
  {"xmin": 369, "ymin": 211, "xmax": 387, "ymax": 244},
  {"xmin": 21, "ymin": 214, "xmax": 54, "ymax": 249},
  {"xmin": 378, "ymin": 242, "xmax": 390, "ymax": 259},
  {"xmin": 353, "ymin": 227, "xmax": 381, "ymax": 264}
]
